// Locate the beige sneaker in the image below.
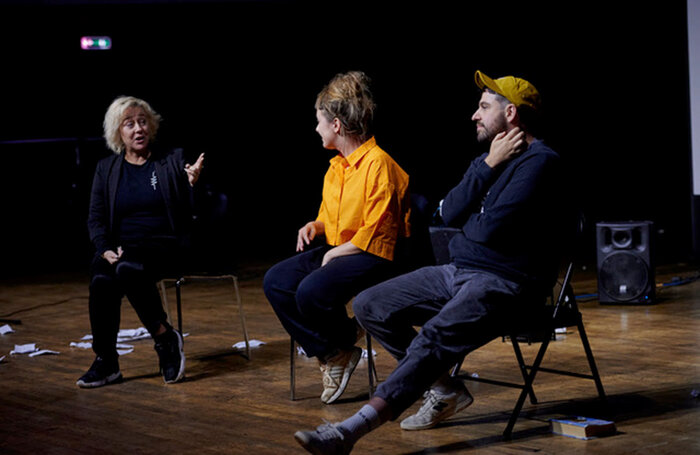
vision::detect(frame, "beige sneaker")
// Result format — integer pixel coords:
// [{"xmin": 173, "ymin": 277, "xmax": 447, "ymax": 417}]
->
[
  {"xmin": 319, "ymin": 347, "xmax": 362, "ymax": 404},
  {"xmin": 400, "ymin": 382, "xmax": 474, "ymax": 430}
]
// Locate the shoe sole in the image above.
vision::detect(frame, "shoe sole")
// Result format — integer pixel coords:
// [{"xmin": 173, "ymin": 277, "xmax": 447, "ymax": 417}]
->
[
  {"xmin": 293, "ymin": 431, "xmax": 320, "ymax": 455},
  {"xmin": 324, "ymin": 348, "xmax": 362, "ymax": 404},
  {"xmin": 400, "ymin": 393, "xmax": 474, "ymax": 430},
  {"xmin": 164, "ymin": 330, "xmax": 186, "ymax": 384},
  {"xmin": 76, "ymin": 371, "xmax": 123, "ymax": 389}
]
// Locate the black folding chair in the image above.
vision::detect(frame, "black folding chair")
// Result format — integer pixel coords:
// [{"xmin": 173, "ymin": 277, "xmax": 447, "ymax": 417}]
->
[
  {"xmin": 158, "ymin": 187, "xmax": 251, "ymax": 359},
  {"xmin": 428, "ymin": 226, "xmax": 605, "ymax": 438},
  {"xmin": 450, "ymin": 261, "xmax": 606, "ymax": 438},
  {"xmin": 159, "ymin": 274, "xmax": 251, "ymax": 360}
]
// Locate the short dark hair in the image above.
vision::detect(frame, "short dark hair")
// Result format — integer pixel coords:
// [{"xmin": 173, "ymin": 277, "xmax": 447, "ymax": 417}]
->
[
  {"xmin": 485, "ymin": 88, "xmax": 510, "ymax": 108},
  {"xmin": 484, "ymin": 88, "xmax": 542, "ymax": 137}
]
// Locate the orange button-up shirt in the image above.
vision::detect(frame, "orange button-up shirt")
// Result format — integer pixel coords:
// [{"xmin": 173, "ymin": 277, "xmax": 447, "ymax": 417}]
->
[{"xmin": 316, "ymin": 137, "xmax": 410, "ymax": 261}]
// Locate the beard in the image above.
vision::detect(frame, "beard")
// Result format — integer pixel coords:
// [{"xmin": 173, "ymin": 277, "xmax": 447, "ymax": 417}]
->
[{"xmin": 476, "ymin": 112, "xmax": 509, "ymax": 143}]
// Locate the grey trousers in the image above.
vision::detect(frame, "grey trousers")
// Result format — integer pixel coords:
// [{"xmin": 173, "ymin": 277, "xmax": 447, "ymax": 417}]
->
[{"xmin": 353, "ymin": 264, "xmax": 539, "ymax": 418}]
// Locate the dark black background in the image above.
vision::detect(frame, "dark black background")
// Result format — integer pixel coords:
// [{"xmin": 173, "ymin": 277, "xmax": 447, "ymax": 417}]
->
[{"xmin": 0, "ymin": 0, "xmax": 692, "ymax": 275}]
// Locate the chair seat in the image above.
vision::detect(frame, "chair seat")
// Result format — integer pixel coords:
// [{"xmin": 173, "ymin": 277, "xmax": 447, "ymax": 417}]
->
[{"xmin": 504, "ymin": 304, "xmax": 582, "ymax": 341}]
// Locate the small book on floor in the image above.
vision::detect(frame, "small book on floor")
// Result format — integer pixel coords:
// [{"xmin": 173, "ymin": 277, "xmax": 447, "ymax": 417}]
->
[{"xmin": 550, "ymin": 416, "xmax": 616, "ymax": 440}]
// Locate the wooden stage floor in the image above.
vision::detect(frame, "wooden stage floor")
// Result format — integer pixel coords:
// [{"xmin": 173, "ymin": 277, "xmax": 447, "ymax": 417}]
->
[{"xmin": 1, "ymin": 262, "xmax": 698, "ymax": 454}]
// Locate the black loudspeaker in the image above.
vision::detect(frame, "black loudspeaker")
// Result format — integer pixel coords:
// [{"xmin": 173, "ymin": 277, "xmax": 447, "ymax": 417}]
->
[{"xmin": 596, "ymin": 221, "xmax": 655, "ymax": 304}]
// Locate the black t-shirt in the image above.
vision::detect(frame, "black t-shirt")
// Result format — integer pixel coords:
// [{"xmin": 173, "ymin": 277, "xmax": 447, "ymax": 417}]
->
[{"xmin": 114, "ymin": 159, "xmax": 173, "ymax": 245}]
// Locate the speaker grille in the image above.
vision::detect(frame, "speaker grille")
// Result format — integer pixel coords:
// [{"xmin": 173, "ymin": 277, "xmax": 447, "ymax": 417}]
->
[{"xmin": 598, "ymin": 252, "xmax": 650, "ymax": 302}]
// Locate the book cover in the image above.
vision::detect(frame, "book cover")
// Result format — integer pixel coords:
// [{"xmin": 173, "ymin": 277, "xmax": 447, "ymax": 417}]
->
[{"xmin": 550, "ymin": 416, "xmax": 616, "ymax": 440}]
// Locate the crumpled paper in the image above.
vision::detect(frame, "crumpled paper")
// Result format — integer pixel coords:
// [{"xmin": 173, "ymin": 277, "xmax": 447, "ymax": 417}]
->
[
  {"xmin": 10, "ymin": 343, "xmax": 60, "ymax": 356},
  {"xmin": 79, "ymin": 327, "xmax": 152, "ymax": 343},
  {"xmin": 232, "ymin": 339, "xmax": 265, "ymax": 350},
  {"xmin": 72, "ymin": 328, "xmax": 187, "ymax": 356}
]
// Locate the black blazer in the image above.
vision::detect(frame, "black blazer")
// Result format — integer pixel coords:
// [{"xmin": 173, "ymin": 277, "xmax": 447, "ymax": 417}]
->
[{"xmin": 87, "ymin": 148, "xmax": 194, "ymax": 255}]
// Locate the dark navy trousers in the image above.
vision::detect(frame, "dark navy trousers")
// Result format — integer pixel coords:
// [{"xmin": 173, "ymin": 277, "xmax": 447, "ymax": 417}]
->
[
  {"xmin": 263, "ymin": 245, "xmax": 393, "ymax": 360},
  {"xmin": 353, "ymin": 264, "xmax": 541, "ymax": 418}
]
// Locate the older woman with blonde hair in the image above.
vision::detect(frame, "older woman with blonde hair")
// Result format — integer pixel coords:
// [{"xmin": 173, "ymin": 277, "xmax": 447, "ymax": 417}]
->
[
  {"xmin": 77, "ymin": 96, "xmax": 204, "ymax": 388},
  {"xmin": 264, "ymin": 71, "xmax": 411, "ymax": 404}
]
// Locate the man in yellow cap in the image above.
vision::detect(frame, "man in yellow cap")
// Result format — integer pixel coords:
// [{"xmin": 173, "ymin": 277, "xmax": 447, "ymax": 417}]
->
[{"xmin": 294, "ymin": 71, "xmax": 567, "ymax": 454}]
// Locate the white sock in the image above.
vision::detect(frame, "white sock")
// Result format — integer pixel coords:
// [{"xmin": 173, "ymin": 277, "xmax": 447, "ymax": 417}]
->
[{"xmin": 337, "ymin": 404, "xmax": 381, "ymax": 445}]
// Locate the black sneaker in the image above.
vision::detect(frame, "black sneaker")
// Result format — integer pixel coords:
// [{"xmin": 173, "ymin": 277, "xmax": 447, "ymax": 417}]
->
[
  {"xmin": 154, "ymin": 329, "xmax": 185, "ymax": 384},
  {"xmin": 76, "ymin": 356, "xmax": 122, "ymax": 388}
]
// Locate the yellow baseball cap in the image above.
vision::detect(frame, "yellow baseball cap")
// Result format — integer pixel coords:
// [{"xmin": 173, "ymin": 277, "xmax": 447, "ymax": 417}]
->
[{"xmin": 474, "ymin": 70, "xmax": 541, "ymax": 111}]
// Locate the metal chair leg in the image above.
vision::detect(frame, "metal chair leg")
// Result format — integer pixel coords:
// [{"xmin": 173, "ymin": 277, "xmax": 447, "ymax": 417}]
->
[
  {"xmin": 170, "ymin": 275, "xmax": 250, "ymax": 361},
  {"xmin": 157, "ymin": 280, "xmax": 173, "ymax": 325},
  {"xmin": 175, "ymin": 278, "xmax": 184, "ymax": 334},
  {"xmin": 504, "ymin": 337, "xmax": 551, "ymax": 438},
  {"xmin": 290, "ymin": 338, "xmax": 297, "ymax": 401},
  {"xmin": 289, "ymin": 334, "xmax": 378, "ymax": 401},
  {"xmin": 230, "ymin": 276, "xmax": 250, "ymax": 359},
  {"xmin": 366, "ymin": 334, "xmax": 377, "ymax": 397},
  {"xmin": 577, "ymin": 319, "xmax": 606, "ymax": 400},
  {"xmin": 450, "ymin": 359, "xmax": 464, "ymax": 377},
  {"xmin": 511, "ymin": 338, "xmax": 538, "ymax": 405}
]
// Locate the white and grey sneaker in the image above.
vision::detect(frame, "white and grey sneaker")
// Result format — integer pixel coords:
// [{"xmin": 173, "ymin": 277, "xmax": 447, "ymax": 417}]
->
[
  {"xmin": 294, "ymin": 422, "xmax": 353, "ymax": 455},
  {"xmin": 400, "ymin": 382, "xmax": 474, "ymax": 430}
]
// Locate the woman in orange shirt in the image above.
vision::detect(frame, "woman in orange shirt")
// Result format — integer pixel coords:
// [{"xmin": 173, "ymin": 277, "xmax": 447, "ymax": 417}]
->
[{"xmin": 264, "ymin": 71, "xmax": 410, "ymax": 404}]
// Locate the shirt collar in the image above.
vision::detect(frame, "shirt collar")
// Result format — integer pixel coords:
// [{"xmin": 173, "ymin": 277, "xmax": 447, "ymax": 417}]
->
[{"xmin": 330, "ymin": 136, "xmax": 377, "ymax": 168}]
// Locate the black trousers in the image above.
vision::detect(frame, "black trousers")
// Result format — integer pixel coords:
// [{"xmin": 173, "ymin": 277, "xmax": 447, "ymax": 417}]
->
[
  {"xmin": 263, "ymin": 245, "xmax": 394, "ymax": 360},
  {"xmin": 88, "ymin": 243, "xmax": 179, "ymax": 362}
]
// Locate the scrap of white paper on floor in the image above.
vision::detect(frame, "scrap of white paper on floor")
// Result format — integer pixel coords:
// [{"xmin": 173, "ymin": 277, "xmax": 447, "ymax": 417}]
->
[
  {"xmin": 71, "ymin": 340, "xmax": 135, "ymax": 356},
  {"xmin": 232, "ymin": 339, "xmax": 265, "ymax": 350},
  {"xmin": 10, "ymin": 343, "xmax": 59, "ymax": 356},
  {"xmin": 29, "ymin": 349, "xmax": 60, "ymax": 357},
  {"xmin": 70, "ymin": 341, "xmax": 93, "ymax": 349},
  {"xmin": 73, "ymin": 328, "xmax": 186, "ymax": 356},
  {"xmin": 11, "ymin": 343, "xmax": 37, "ymax": 355},
  {"xmin": 71, "ymin": 341, "xmax": 133, "ymax": 349},
  {"xmin": 0, "ymin": 324, "xmax": 14, "ymax": 335},
  {"xmin": 117, "ymin": 327, "xmax": 151, "ymax": 342},
  {"xmin": 0, "ymin": 355, "xmax": 6, "ymax": 363},
  {"xmin": 80, "ymin": 327, "xmax": 152, "ymax": 343}
]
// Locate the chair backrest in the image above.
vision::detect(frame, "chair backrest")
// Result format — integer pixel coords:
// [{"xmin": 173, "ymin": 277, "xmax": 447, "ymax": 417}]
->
[
  {"xmin": 190, "ymin": 185, "xmax": 235, "ymax": 274},
  {"xmin": 395, "ymin": 193, "xmax": 438, "ymax": 272},
  {"xmin": 428, "ymin": 226, "xmax": 461, "ymax": 266},
  {"xmin": 549, "ymin": 208, "xmax": 587, "ymax": 323},
  {"xmin": 552, "ymin": 262, "xmax": 575, "ymax": 319},
  {"xmin": 548, "ymin": 261, "xmax": 589, "ymax": 331}
]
